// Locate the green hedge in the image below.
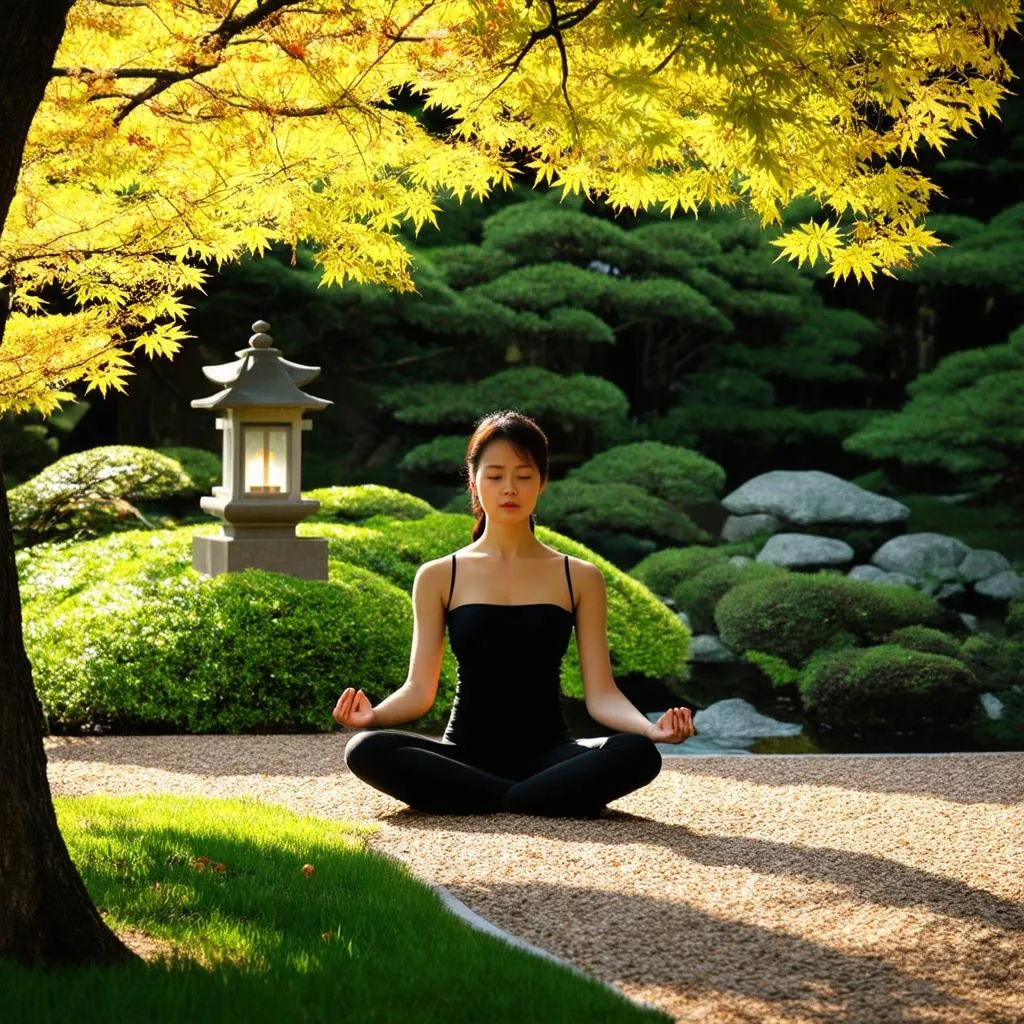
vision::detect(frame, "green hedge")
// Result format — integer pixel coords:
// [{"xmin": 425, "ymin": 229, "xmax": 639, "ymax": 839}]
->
[
  {"xmin": 798, "ymin": 644, "xmax": 980, "ymax": 732},
  {"xmin": 19, "ymin": 515, "xmax": 689, "ymax": 731}
]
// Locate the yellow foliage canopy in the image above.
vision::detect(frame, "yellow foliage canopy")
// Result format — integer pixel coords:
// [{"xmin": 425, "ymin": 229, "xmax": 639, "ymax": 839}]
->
[{"xmin": 0, "ymin": 0, "xmax": 1018, "ymax": 413}]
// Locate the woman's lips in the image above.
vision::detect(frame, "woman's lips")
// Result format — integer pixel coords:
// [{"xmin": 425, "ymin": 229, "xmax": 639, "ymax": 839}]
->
[{"xmin": 499, "ymin": 503, "xmax": 518, "ymax": 508}]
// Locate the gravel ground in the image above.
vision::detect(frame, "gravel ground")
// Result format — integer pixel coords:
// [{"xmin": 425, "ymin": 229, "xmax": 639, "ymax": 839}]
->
[{"xmin": 45, "ymin": 734, "xmax": 1024, "ymax": 1024}]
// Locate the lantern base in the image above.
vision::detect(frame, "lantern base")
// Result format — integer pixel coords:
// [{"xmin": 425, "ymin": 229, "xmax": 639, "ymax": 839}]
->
[{"xmin": 193, "ymin": 533, "xmax": 328, "ymax": 580}]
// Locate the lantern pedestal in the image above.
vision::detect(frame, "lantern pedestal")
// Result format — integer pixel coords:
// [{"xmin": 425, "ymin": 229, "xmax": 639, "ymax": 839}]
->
[{"xmin": 193, "ymin": 532, "xmax": 328, "ymax": 580}]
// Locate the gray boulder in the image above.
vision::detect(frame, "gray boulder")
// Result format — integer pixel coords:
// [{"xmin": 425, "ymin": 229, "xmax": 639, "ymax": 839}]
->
[
  {"xmin": 871, "ymin": 532, "xmax": 970, "ymax": 581},
  {"xmin": 848, "ymin": 565, "xmax": 918, "ymax": 588},
  {"xmin": 722, "ymin": 470, "xmax": 910, "ymax": 525},
  {"xmin": 689, "ymin": 634, "xmax": 739, "ymax": 662},
  {"xmin": 721, "ymin": 512, "xmax": 780, "ymax": 542},
  {"xmin": 693, "ymin": 697, "xmax": 803, "ymax": 739},
  {"xmin": 727, "ymin": 555, "xmax": 754, "ymax": 568},
  {"xmin": 935, "ymin": 582, "xmax": 967, "ymax": 602},
  {"xmin": 959, "ymin": 612, "xmax": 979, "ymax": 633},
  {"xmin": 958, "ymin": 550, "xmax": 1011, "ymax": 583},
  {"xmin": 757, "ymin": 533, "xmax": 854, "ymax": 568},
  {"xmin": 980, "ymin": 693, "xmax": 1005, "ymax": 721},
  {"xmin": 974, "ymin": 571, "xmax": 1024, "ymax": 601}
]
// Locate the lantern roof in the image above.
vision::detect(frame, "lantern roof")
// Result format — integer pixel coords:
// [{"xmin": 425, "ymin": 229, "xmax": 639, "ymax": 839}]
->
[{"xmin": 191, "ymin": 321, "xmax": 332, "ymax": 411}]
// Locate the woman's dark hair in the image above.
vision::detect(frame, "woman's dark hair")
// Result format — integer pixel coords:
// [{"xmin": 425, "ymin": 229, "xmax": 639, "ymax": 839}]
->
[{"xmin": 464, "ymin": 409, "xmax": 549, "ymax": 541}]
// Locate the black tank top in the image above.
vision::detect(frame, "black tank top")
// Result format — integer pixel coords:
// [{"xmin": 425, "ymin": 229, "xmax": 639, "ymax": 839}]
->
[{"xmin": 441, "ymin": 552, "xmax": 576, "ymax": 751}]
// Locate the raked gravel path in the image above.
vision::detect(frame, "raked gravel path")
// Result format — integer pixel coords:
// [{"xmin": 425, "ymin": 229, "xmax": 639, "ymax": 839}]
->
[{"xmin": 45, "ymin": 734, "xmax": 1024, "ymax": 1024}]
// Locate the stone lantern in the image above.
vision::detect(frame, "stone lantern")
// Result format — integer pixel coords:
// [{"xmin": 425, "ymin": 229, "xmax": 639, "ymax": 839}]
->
[{"xmin": 191, "ymin": 319, "xmax": 332, "ymax": 580}]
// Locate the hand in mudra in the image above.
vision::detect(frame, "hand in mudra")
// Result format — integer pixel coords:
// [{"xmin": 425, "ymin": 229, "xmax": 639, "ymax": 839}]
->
[
  {"xmin": 645, "ymin": 706, "xmax": 695, "ymax": 744},
  {"xmin": 332, "ymin": 687, "xmax": 376, "ymax": 729}
]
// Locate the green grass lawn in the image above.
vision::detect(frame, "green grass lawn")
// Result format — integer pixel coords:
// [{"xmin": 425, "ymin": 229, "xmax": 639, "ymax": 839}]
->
[{"xmin": 3, "ymin": 795, "xmax": 668, "ymax": 1024}]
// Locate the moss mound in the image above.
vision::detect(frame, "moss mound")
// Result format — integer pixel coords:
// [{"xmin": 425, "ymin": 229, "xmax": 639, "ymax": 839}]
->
[
  {"xmin": 798, "ymin": 644, "xmax": 980, "ymax": 732},
  {"xmin": 714, "ymin": 570, "xmax": 946, "ymax": 666}
]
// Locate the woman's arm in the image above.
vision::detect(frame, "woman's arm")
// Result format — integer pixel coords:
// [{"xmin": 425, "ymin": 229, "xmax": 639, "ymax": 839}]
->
[
  {"xmin": 367, "ymin": 560, "xmax": 446, "ymax": 727},
  {"xmin": 574, "ymin": 561, "xmax": 696, "ymax": 740},
  {"xmin": 574, "ymin": 562, "xmax": 657, "ymax": 736}
]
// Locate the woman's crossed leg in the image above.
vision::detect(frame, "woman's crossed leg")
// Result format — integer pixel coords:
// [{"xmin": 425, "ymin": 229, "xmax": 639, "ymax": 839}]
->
[{"xmin": 343, "ymin": 729, "xmax": 662, "ymax": 818}]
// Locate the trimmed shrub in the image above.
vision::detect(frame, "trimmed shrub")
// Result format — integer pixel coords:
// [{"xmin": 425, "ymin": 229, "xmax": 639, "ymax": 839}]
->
[
  {"xmin": 629, "ymin": 546, "xmax": 723, "ymax": 597},
  {"xmin": 884, "ymin": 625, "xmax": 962, "ymax": 659},
  {"xmin": 673, "ymin": 560, "xmax": 788, "ymax": 634},
  {"xmin": 567, "ymin": 441, "xmax": 727, "ymax": 504},
  {"xmin": 536, "ymin": 478, "xmax": 710, "ymax": 545},
  {"xmin": 958, "ymin": 633, "xmax": 1024, "ymax": 692},
  {"xmin": 157, "ymin": 446, "xmax": 222, "ymax": 495},
  {"xmin": 26, "ymin": 562, "xmax": 435, "ymax": 734},
  {"xmin": 20, "ymin": 516, "xmax": 689, "ymax": 729},
  {"xmin": 305, "ymin": 484, "xmax": 435, "ymax": 524},
  {"xmin": 9, "ymin": 446, "xmax": 193, "ymax": 547},
  {"xmin": 798, "ymin": 644, "xmax": 980, "ymax": 732},
  {"xmin": 1006, "ymin": 599, "xmax": 1024, "ymax": 639},
  {"xmin": 715, "ymin": 570, "xmax": 946, "ymax": 667}
]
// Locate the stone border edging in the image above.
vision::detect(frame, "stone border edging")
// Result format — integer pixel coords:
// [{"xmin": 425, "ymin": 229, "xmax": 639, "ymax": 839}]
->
[{"xmin": 430, "ymin": 884, "xmax": 664, "ymax": 1016}]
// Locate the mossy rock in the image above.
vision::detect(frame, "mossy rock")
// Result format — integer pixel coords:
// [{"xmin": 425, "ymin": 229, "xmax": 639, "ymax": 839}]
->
[
  {"xmin": 884, "ymin": 625, "xmax": 962, "ymax": 659},
  {"xmin": 957, "ymin": 633, "xmax": 1024, "ymax": 691},
  {"xmin": 673, "ymin": 560, "xmax": 789, "ymax": 634},
  {"xmin": 304, "ymin": 484, "xmax": 436, "ymax": 524},
  {"xmin": 20, "ymin": 515, "xmax": 689, "ymax": 730},
  {"xmin": 798, "ymin": 644, "xmax": 980, "ymax": 732},
  {"xmin": 714, "ymin": 570, "xmax": 946, "ymax": 667}
]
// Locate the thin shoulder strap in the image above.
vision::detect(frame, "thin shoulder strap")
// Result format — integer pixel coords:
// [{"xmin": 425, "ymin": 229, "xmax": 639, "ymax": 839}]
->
[
  {"xmin": 446, "ymin": 552, "xmax": 457, "ymax": 610},
  {"xmin": 563, "ymin": 554, "xmax": 576, "ymax": 613}
]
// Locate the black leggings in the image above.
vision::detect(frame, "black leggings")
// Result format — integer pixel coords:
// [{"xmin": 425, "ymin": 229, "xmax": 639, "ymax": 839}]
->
[{"xmin": 343, "ymin": 729, "xmax": 663, "ymax": 818}]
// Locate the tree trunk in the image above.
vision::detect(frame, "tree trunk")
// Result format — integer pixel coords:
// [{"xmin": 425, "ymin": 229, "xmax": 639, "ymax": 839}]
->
[{"xmin": 0, "ymin": 0, "xmax": 135, "ymax": 967}]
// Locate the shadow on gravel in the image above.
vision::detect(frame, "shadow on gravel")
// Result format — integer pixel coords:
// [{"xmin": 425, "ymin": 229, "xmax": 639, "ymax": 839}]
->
[
  {"xmin": 379, "ymin": 808, "xmax": 1023, "ymax": 932},
  {"xmin": 434, "ymin": 877, "xmax": 1015, "ymax": 1024}
]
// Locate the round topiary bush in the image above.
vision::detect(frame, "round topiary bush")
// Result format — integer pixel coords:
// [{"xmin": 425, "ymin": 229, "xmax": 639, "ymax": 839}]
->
[
  {"xmin": 21, "ymin": 517, "xmax": 690, "ymax": 730},
  {"xmin": 957, "ymin": 633, "xmax": 1024, "ymax": 692},
  {"xmin": 673, "ymin": 560, "xmax": 789, "ymax": 634},
  {"xmin": 157, "ymin": 446, "xmax": 222, "ymax": 495},
  {"xmin": 305, "ymin": 484, "xmax": 435, "ymax": 524},
  {"xmin": 884, "ymin": 625, "xmax": 962, "ymax": 659},
  {"xmin": 25, "ymin": 559, "xmax": 442, "ymax": 735},
  {"xmin": 798, "ymin": 644, "xmax": 980, "ymax": 732},
  {"xmin": 714, "ymin": 570, "xmax": 946, "ymax": 667},
  {"xmin": 9, "ymin": 445, "xmax": 194, "ymax": 546},
  {"xmin": 630, "ymin": 545, "xmax": 730, "ymax": 598}
]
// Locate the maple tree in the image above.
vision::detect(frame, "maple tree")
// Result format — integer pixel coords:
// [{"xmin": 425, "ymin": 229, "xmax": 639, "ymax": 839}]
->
[{"xmin": 0, "ymin": 0, "xmax": 1020, "ymax": 966}]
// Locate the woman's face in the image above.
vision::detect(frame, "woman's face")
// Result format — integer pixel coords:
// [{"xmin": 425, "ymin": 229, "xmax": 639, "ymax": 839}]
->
[{"xmin": 471, "ymin": 439, "xmax": 545, "ymax": 518}]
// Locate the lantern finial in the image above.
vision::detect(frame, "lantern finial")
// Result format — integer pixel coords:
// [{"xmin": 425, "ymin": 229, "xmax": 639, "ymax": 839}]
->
[{"xmin": 250, "ymin": 321, "xmax": 273, "ymax": 349}]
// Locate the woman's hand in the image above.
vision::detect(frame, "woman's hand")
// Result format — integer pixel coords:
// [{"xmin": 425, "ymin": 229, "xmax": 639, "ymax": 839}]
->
[
  {"xmin": 332, "ymin": 687, "xmax": 377, "ymax": 729},
  {"xmin": 644, "ymin": 706, "xmax": 695, "ymax": 744}
]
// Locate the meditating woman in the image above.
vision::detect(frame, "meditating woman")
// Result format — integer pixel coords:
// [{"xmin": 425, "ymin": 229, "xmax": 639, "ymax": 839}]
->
[{"xmin": 334, "ymin": 409, "xmax": 695, "ymax": 818}]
